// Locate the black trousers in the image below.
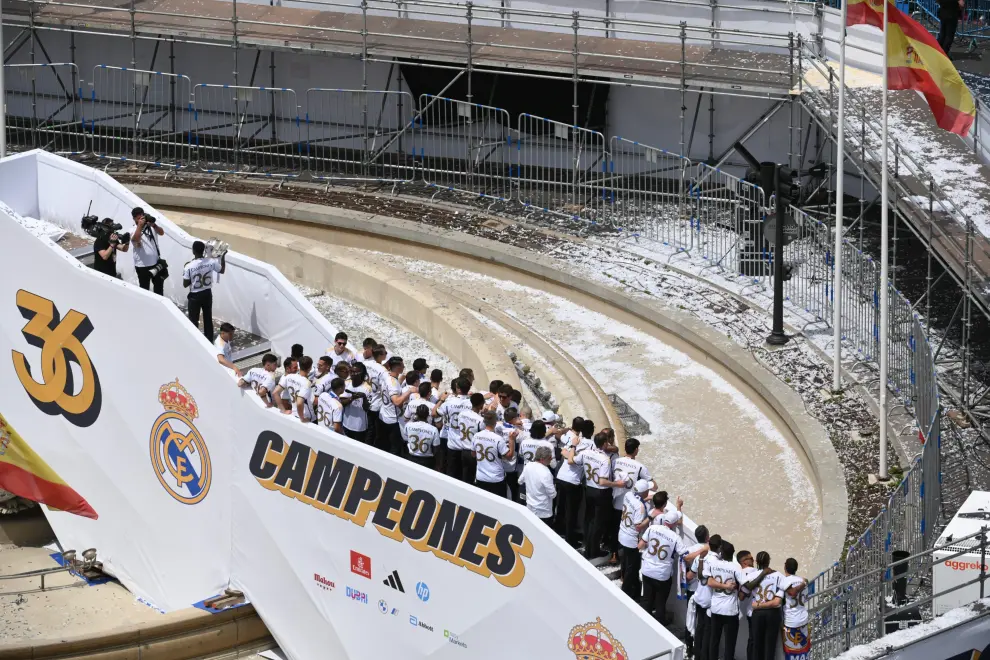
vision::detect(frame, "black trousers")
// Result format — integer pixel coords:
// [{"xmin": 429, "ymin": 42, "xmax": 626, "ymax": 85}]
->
[
  {"xmin": 750, "ymin": 608, "xmax": 782, "ymax": 660},
  {"xmin": 938, "ymin": 11, "xmax": 959, "ymax": 54},
  {"xmin": 446, "ymin": 444, "xmax": 464, "ymax": 480},
  {"xmin": 708, "ymin": 613, "xmax": 740, "ymax": 660},
  {"xmin": 505, "ymin": 470, "xmax": 521, "ymax": 503},
  {"xmin": 583, "ymin": 486, "xmax": 612, "ymax": 559},
  {"xmin": 409, "ymin": 454, "xmax": 435, "ymax": 470},
  {"xmin": 366, "ymin": 410, "xmax": 379, "ymax": 448},
  {"xmin": 555, "ymin": 481, "xmax": 583, "ymax": 547},
  {"xmin": 343, "ymin": 427, "xmax": 369, "ymax": 444},
  {"xmin": 136, "ymin": 264, "xmax": 165, "ymax": 295},
  {"xmin": 640, "ymin": 575, "xmax": 673, "ymax": 624},
  {"xmin": 376, "ymin": 418, "xmax": 397, "ymax": 453},
  {"xmin": 620, "ymin": 545, "xmax": 642, "ymax": 601},
  {"xmin": 187, "ymin": 289, "xmax": 215, "ymax": 342},
  {"xmin": 476, "ymin": 479, "xmax": 506, "ymax": 497},
  {"xmin": 436, "ymin": 435, "xmax": 449, "ymax": 474},
  {"xmin": 695, "ymin": 606, "xmax": 711, "ymax": 660},
  {"xmin": 459, "ymin": 449, "xmax": 477, "ymax": 484},
  {"xmin": 388, "ymin": 424, "xmax": 405, "ymax": 457},
  {"xmin": 608, "ymin": 505, "xmax": 622, "ymax": 554}
]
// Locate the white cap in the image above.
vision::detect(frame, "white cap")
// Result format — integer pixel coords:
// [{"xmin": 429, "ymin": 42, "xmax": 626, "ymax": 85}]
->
[
  {"xmin": 661, "ymin": 510, "xmax": 683, "ymax": 526},
  {"xmin": 541, "ymin": 410, "xmax": 559, "ymax": 423},
  {"xmin": 634, "ymin": 479, "xmax": 651, "ymax": 493}
]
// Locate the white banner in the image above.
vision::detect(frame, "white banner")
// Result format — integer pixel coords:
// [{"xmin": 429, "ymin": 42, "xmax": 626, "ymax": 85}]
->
[{"xmin": 0, "ymin": 159, "xmax": 685, "ymax": 660}]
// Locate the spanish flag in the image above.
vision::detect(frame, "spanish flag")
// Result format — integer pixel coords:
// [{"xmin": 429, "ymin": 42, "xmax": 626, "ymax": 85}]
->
[
  {"xmin": 0, "ymin": 413, "xmax": 97, "ymax": 519},
  {"xmin": 846, "ymin": 0, "xmax": 976, "ymax": 136}
]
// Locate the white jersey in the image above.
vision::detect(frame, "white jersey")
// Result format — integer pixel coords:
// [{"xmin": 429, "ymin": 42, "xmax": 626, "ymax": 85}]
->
[
  {"xmin": 739, "ymin": 566, "xmax": 762, "ymax": 618},
  {"xmin": 316, "ymin": 392, "xmax": 344, "ymax": 429},
  {"xmin": 365, "ymin": 361, "xmax": 387, "ymax": 412},
  {"xmin": 780, "ymin": 575, "xmax": 809, "ymax": 627},
  {"xmin": 437, "ymin": 395, "xmax": 468, "ymax": 442},
  {"xmin": 183, "ymin": 257, "xmax": 221, "ymax": 293},
  {"xmin": 313, "ymin": 373, "xmax": 334, "ymax": 397},
  {"xmin": 215, "ymin": 336, "xmax": 233, "ymax": 363},
  {"xmin": 640, "ymin": 524, "xmax": 686, "ymax": 582},
  {"xmin": 703, "ymin": 557, "xmax": 746, "ymax": 617},
  {"xmin": 746, "ymin": 570, "xmax": 784, "ymax": 616},
  {"xmin": 519, "ymin": 437, "xmax": 555, "ymax": 468},
  {"xmin": 343, "ymin": 381, "xmax": 371, "ymax": 432},
  {"xmin": 280, "ymin": 373, "xmax": 314, "ymax": 421},
  {"xmin": 472, "ymin": 429, "xmax": 509, "ymax": 483},
  {"xmin": 406, "ymin": 420, "xmax": 440, "ymax": 458},
  {"xmin": 612, "ymin": 456, "xmax": 651, "ymax": 509},
  {"xmin": 450, "ymin": 408, "xmax": 483, "ymax": 452},
  {"xmin": 401, "ymin": 394, "xmax": 432, "ymax": 441},
  {"xmin": 556, "ymin": 437, "xmax": 593, "ymax": 485},
  {"xmin": 692, "ymin": 555, "xmax": 713, "ymax": 609},
  {"xmin": 242, "ymin": 367, "xmax": 276, "ymax": 398},
  {"xmin": 379, "ymin": 375, "xmax": 405, "ymax": 424},
  {"xmin": 684, "ymin": 542, "xmax": 706, "ymax": 592},
  {"xmin": 574, "ymin": 447, "xmax": 612, "ymax": 489},
  {"xmin": 498, "ymin": 422, "xmax": 518, "ymax": 472},
  {"xmin": 328, "ymin": 348, "xmax": 356, "ymax": 367},
  {"xmin": 618, "ymin": 492, "xmax": 647, "ymax": 549}
]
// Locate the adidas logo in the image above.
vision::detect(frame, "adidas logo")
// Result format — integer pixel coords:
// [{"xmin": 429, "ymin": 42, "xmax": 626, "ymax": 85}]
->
[{"xmin": 383, "ymin": 570, "xmax": 405, "ymax": 593}]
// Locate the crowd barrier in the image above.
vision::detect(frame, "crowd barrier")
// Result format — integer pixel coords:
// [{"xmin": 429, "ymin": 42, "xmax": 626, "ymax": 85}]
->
[{"xmin": 0, "ymin": 176, "xmax": 685, "ymax": 659}]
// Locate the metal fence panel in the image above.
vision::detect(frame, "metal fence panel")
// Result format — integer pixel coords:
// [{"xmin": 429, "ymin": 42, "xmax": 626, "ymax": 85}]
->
[
  {"xmin": 691, "ymin": 163, "xmax": 765, "ymax": 278},
  {"xmin": 193, "ymin": 84, "xmax": 301, "ymax": 177},
  {"xmin": 418, "ymin": 95, "xmax": 512, "ymax": 200},
  {"xmin": 89, "ymin": 66, "xmax": 192, "ymax": 168},
  {"xmin": 4, "ymin": 63, "xmax": 85, "ymax": 155},
  {"xmin": 306, "ymin": 89, "xmax": 415, "ymax": 183},
  {"xmin": 515, "ymin": 114, "xmax": 608, "ymax": 225},
  {"xmin": 607, "ymin": 137, "xmax": 691, "ymax": 247}
]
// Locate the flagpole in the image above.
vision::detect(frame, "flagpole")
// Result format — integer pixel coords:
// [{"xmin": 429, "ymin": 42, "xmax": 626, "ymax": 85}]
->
[
  {"xmin": 833, "ymin": 0, "xmax": 847, "ymax": 392},
  {"xmin": 879, "ymin": 0, "xmax": 890, "ymax": 480},
  {"xmin": 0, "ymin": 0, "xmax": 6, "ymax": 159}
]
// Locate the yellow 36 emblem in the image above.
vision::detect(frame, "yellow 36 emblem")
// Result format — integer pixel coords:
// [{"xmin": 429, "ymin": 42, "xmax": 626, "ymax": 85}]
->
[
  {"xmin": 11, "ymin": 290, "xmax": 102, "ymax": 427},
  {"xmin": 150, "ymin": 379, "xmax": 211, "ymax": 505}
]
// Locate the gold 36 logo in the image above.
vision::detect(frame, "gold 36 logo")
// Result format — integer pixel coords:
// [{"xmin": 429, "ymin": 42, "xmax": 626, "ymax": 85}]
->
[{"xmin": 11, "ymin": 290, "xmax": 102, "ymax": 427}]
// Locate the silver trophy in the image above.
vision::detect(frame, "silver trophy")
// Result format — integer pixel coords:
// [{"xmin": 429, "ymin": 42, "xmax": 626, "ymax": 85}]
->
[{"xmin": 205, "ymin": 237, "xmax": 229, "ymax": 260}]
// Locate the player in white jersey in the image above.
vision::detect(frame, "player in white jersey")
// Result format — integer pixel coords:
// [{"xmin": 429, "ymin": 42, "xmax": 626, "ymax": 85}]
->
[
  {"xmin": 780, "ymin": 558, "xmax": 809, "ymax": 660},
  {"xmin": 182, "ymin": 239, "xmax": 225, "ymax": 342},
  {"xmin": 555, "ymin": 417, "xmax": 591, "ymax": 548},
  {"xmin": 611, "ymin": 438, "xmax": 653, "ymax": 564},
  {"xmin": 273, "ymin": 356, "xmax": 315, "ymax": 422},
  {"xmin": 316, "ymin": 378, "xmax": 346, "ymax": 433},
  {"xmin": 312, "ymin": 356, "xmax": 334, "ymax": 397},
  {"xmin": 213, "ymin": 323, "xmax": 242, "ymax": 376},
  {"xmin": 638, "ymin": 511, "xmax": 687, "ymax": 624},
  {"xmin": 518, "ymin": 421, "xmax": 556, "ymax": 469},
  {"xmin": 692, "ymin": 534, "xmax": 720, "ymax": 660},
  {"xmin": 378, "ymin": 358, "xmax": 413, "ymax": 456},
  {"xmin": 405, "ymin": 403, "xmax": 441, "ymax": 469},
  {"xmin": 429, "ymin": 369, "xmax": 443, "ymax": 402},
  {"xmin": 473, "ymin": 411, "xmax": 514, "ymax": 497},
  {"xmin": 434, "ymin": 379, "xmax": 475, "ymax": 483},
  {"xmin": 364, "ymin": 345, "xmax": 388, "ymax": 449},
  {"xmin": 564, "ymin": 430, "xmax": 625, "ymax": 560},
  {"xmin": 238, "ymin": 353, "xmax": 279, "ymax": 407},
  {"xmin": 402, "ymin": 381, "xmax": 434, "ymax": 442},
  {"xmin": 703, "ymin": 540, "xmax": 746, "ymax": 660},
  {"xmin": 500, "ymin": 408, "xmax": 523, "ymax": 503},
  {"xmin": 682, "ymin": 525, "xmax": 711, "ymax": 660},
  {"xmin": 326, "ymin": 332, "xmax": 356, "ymax": 367},
  {"xmin": 618, "ymin": 479, "xmax": 652, "ymax": 600},
  {"xmin": 453, "ymin": 392, "xmax": 486, "ymax": 484},
  {"xmin": 742, "ymin": 551, "xmax": 785, "ymax": 660},
  {"xmin": 735, "ymin": 549, "xmax": 759, "ymax": 660}
]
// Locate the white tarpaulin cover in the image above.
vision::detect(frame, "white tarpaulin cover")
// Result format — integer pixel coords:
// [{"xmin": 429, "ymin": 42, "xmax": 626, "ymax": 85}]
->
[{"xmin": 0, "ymin": 155, "xmax": 684, "ymax": 660}]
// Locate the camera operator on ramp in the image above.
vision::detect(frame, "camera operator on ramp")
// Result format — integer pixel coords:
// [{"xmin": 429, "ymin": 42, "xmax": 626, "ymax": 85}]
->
[
  {"xmin": 131, "ymin": 206, "xmax": 168, "ymax": 295},
  {"xmin": 183, "ymin": 239, "xmax": 226, "ymax": 343},
  {"xmin": 90, "ymin": 219, "xmax": 130, "ymax": 278}
]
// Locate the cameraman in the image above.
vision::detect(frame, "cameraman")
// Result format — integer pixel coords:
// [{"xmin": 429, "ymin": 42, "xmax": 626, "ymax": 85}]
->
[
  {"xmin": 131, "ymin": 206, "xmax": 167, "ymax": 295},
  {"xmin": 91, "ymin": 221, "xmax": 129, "ymax": 277},
  {"xmin": 183, "ymin": 240, "xmax": 226, "ymax": 342}
]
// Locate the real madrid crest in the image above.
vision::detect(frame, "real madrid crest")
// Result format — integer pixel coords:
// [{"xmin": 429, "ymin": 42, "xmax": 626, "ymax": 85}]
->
[
  {"xmin": 567, "ymin": 617, "xmax": 627, "ymax": 660},
  {"xmin": 149, "ymin": 379, "xmax": 211, "ymax": 505}
]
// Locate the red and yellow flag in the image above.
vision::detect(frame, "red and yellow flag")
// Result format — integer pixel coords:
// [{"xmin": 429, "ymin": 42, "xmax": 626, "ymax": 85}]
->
[
  {"xmin": 846, "ymin": 0, "xmax": 976, "ymax": 136},
  {"xmin": 0, "ymin": 413, "xmax": 98, "ymax": 519}
]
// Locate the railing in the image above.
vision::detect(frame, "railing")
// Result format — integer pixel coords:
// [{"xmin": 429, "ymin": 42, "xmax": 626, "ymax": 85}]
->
[{"xmin": 2, "ymin": 58, "xmax": 945, "ymax": 656}]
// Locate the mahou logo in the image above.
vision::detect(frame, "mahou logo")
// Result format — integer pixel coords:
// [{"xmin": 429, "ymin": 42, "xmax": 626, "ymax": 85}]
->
[
  {"xmin": 313, "ymin": 573, "xmax": 335, "ymax": 591},
  {"xmin": 350, "ymin": 550, "xmax": 372, "ymax": 579}
]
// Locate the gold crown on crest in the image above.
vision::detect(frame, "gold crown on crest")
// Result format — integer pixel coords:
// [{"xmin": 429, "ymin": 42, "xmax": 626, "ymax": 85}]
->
[
  {"xmin": 158, "ymin": 379, "xmax": 199, "ymax": 420},
  {"xmin": 567, "ymin": 618, "xmax": 626, "ymax": 660}
]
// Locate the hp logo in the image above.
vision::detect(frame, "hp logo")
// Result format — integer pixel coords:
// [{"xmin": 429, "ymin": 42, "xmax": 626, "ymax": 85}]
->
[{"xmin": 416, "ymin": 581, "xmax": 430, "ymax": 602}]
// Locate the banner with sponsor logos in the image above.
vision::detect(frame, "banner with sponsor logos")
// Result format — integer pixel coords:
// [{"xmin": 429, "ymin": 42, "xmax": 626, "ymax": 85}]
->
[
  {"xmin": 0, "ymin": 165, "xmax": 685, "ymax": 660},
  {"xmin": 231, "ymin": 416, "xmax": 684, "ymax": 660},
  {"xmin": 0, "ymin": 211, "xmax": 235, "ymax": 610}
]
